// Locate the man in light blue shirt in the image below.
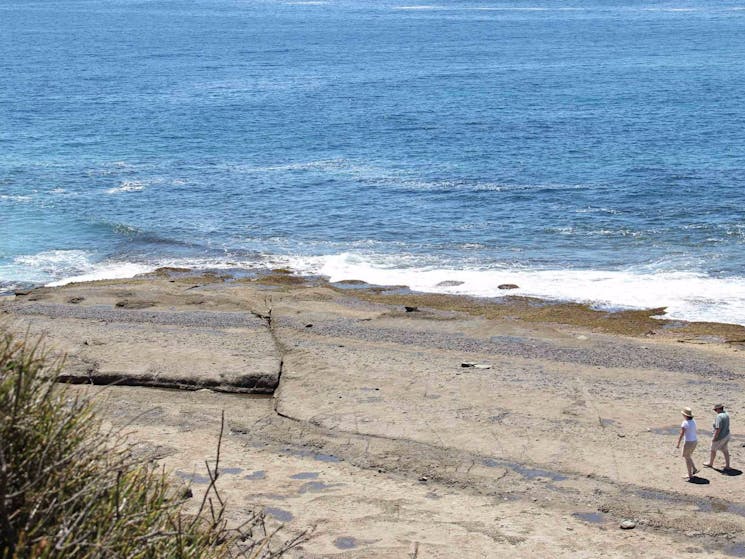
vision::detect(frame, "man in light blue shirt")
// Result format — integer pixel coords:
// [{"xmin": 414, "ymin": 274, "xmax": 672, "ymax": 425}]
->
[{"xmin": 704, "ymin": 404, "xmax": 731, "ymax": 470}]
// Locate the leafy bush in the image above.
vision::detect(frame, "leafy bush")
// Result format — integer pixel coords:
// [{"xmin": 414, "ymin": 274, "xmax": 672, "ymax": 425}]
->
[{"xmin": 0, "ymin": 332, "xmax": 306, "ymax": 558}]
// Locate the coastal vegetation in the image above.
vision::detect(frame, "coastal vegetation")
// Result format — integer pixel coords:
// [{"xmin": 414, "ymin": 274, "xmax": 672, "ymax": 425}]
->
[{"xmin": 0, "ymin": 332, "xmax": 304, "ymax": 558}]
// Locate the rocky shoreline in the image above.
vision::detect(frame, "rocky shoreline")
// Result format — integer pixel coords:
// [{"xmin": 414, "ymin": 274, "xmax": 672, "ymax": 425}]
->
[{"xmin": 2, "ymin": 268, "xmax": 745, "ymax": 557}]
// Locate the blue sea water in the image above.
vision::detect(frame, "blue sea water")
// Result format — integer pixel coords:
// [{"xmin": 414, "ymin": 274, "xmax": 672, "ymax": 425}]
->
[{"xmin": 2, "ymin": 0, "xmax": 745, "ymax": 324}]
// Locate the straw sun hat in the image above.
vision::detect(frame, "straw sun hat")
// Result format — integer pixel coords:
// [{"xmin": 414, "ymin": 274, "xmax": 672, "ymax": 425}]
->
[{"xmin": 681, "ymin": 407, "xmax": 694, "ymax": 418}]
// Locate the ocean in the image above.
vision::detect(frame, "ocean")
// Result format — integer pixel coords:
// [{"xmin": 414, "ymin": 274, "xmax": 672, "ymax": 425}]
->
[{"xmin": 2, "ymin": 0, "xmax": 745, "ymax": 324}]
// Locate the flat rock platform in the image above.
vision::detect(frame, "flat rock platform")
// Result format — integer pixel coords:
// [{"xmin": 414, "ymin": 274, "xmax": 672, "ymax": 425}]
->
[{"xmin": 3, "ymin": 270, "xmax": 745, "ymax": 558}]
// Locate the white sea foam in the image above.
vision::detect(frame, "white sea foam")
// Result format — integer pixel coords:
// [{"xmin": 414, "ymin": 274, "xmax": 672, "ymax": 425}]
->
[
  {"xmin": 392, "ymin": 5, "xmax": 581, "ymax": 11},
  {"xmin": 466, "ymin": 7, "xmax": 550, "ymax": 11},
  {"xmin": 106, "ymin": 180, "xmax": 146, "ymax": 194},
  {"xmin": 0, "ymin": 194, "xmax": 33, "ymax": 203},
  {"xmin": 15, "ymin": 250, "xmax": 93, "ymax": 277},
  {"xmin": 43, "ymin": 256, "xmax": 274, "ymax": 287},
  {"xmin": 87, "ymin": 161, "xmax": 141, "ymax": 177},
  {"xmin": 9, "ymin": 248, "xmax": 745, "ymax": 325},
  {"xmin": 393, "ymin": 6, "xmax": 443, "ymax": 10},
  {"xmin": 5, "ymin": 249, "xmax": 277, "ymax": 290},
  {"xmin": 282, "ymin": 253, "xmax": 745, "ymax": 326},
  {"xmin": 1, "ymin": 250, "xmax": 153, "ymax": 287},
  {"xmin": 46, "ymin": 262, "xmax": 154, "ymax": 286},
  {"xmin": 642, "ymin": 7, "xmax": 698, "ymax": 12},
  {"xmin": 574, "ymin": 207, "xmax": 620, "ymax": 215},
  {"xmin": 466, "ymin": 7, "xmax": 581, "ymax": 11},
  {"xmin": 236, "ymin": 158, "xmax": 350, "ymax": 173},
  {"xmin": 228, "ymin": 158, "xmax": 587, "ymax": 197}
]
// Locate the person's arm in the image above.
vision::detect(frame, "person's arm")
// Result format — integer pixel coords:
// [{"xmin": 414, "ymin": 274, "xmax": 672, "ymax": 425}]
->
[
  {"xmin": 677, "ymin": 426, "xmax": 686, "ymax": 448},
  {"xmin": 712, "ymin": 415, "xmax": 721, "ymax": 440}
]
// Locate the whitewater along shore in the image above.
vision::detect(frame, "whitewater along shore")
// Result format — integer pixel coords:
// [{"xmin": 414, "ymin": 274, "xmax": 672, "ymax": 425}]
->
[{"xmin": 3, "ymin": 268, "xmax": 745, "ymax": 558}]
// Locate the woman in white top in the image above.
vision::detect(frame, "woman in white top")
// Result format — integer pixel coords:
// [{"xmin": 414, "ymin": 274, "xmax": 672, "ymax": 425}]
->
[{"xmin": 676, "ymin": 407, "xmax": 699, "ymax": 480}]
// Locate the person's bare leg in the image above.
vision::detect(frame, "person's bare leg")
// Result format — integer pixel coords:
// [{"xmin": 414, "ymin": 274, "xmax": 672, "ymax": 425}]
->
[
  {"xmin": 704, "ymin": 449, "xmax": 716, "ymax": 467},
  {"xmin": 722, "ymin": 446, "xmax": 731, "ymax": 469},
  {"xmin": 684, "ymin": 456, "xmax": 695, "ymax": 478}
]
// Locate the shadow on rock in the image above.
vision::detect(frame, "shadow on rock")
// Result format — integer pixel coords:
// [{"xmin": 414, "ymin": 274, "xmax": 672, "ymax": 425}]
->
[{"xmin": 688, "ymin": 476, "xmax": 710, "ymax": 485}]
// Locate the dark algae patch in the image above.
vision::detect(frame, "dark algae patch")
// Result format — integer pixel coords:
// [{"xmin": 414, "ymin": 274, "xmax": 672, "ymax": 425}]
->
[
  {"xmin": 482, "ymin": 457, "xmax": 567, "ymax": 481},
  {"xmin": 724, "ymin": 542, "xmax": 745, "ymax": 558},
  {"xmin": 174, "ymin": 471, "xmax": 211, "ymax": 484},
  {"xmin": 334, "ymin": 537, "xmax": 358, "ymax": 550},
  {"xmin": 572, "ymin": 511, "xmax": 606, "ymax": 524},
  {"xmin": 281, "ymin": 447, "xmax": 342, "ymax": 463},
  {"xmin": 298, "ymin": 481, "xmax": 341, "ymax": 493},
  {"xmin": 264, "ymin": 507, "xmax": 294, "ymax": 522},
  {"xmin": 290, "ymin": 472, "xmax": 320, "ymax": 480}
]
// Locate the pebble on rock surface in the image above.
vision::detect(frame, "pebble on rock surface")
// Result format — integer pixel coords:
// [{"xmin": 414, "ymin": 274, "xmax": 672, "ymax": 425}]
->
[{"xmin": 620, "ymin": 520, "xmax": 636, "ymax": 530}]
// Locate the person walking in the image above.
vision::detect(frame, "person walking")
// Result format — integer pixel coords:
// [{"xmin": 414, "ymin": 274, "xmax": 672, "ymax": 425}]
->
[
  {"xmin": 704, "ymin": 403, "xmax": 731, "ymax": 470},
  {"xmin": 677, "ymin": 407, "xmax": 699, "ymax": 480}
]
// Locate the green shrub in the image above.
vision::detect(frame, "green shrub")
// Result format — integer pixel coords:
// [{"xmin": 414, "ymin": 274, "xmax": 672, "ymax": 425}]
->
[{"xmin": 0, "ymin": 332, "xmax": 306, "ymax": 558}]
